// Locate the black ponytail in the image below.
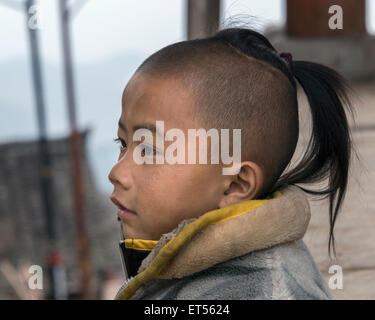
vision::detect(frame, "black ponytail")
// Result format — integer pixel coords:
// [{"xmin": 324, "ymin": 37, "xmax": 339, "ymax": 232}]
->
[{"xmin": 272, "ymin": 61, "xmax": 355, "ymax": 257}]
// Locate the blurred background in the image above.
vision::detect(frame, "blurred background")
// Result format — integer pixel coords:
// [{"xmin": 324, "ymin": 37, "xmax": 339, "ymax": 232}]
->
[{"xmin": 0, "ymin": 0, "xmax": 374, "ymax": 299}]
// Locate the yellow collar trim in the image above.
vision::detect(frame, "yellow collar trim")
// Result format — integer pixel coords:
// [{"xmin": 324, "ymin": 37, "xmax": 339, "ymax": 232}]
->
[
  {"xmin": 117, "ymin": 190, "xmax": 282, "ymax": 300},
  {"xmin": 124, "ymin": 239, "xmax": 158, "ymax": 251}
]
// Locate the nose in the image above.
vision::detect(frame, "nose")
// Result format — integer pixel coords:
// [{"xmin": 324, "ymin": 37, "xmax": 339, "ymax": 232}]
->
[
  {"xmin": 108, "ymin": 167, "xmax": 117, "ymax": 185},
  {"xmin": 108, "ymin": 151, "xmax": 132, "ymax": 190}
]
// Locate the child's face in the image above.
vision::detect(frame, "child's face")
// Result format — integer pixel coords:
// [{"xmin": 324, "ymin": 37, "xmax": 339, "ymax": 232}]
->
[{"xmin": 108, "ymin": 73, "xmax": 227, "ymax": 240}]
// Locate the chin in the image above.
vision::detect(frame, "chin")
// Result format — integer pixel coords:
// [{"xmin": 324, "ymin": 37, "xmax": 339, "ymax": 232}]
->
[{"xmin": 122, "ymin": 223, "xmax": 137, "ymax": 239}]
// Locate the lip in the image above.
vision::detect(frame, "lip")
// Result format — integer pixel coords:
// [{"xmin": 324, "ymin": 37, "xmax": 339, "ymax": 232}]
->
[
  {"xmin": 110, "ymin": 195, "xmax": 137, "ymax": 220},
  {"xmin": 117, "ymin": 207, "xmax": 137, "ymax": 220}
]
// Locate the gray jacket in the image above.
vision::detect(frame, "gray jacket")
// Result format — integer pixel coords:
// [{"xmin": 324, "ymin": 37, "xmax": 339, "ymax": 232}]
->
[{"xmin": 115, "ymin": 185, "xmax": 332, "ymax": 300}]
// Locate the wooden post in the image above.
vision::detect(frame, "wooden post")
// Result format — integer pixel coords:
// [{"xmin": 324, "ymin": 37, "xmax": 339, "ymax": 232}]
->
[
  {"xmin": 58, "ymin": 0, "xmax": 92, "ymax": 299},
  {"xmin": 187, "ymin": 0, "xmax": 220, "ymax": 40},
  {"xmin": 286, "ymin": 0, "xmax": 367, "ymax": 37}
]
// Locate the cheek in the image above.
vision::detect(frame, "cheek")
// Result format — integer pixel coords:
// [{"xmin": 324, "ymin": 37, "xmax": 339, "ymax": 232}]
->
[
  {"xmin": 159, "ymin": 164, "xmax": 221, "ymax": 212},
  {"xmin": 137, "ymin": 164, "xmax": 189, "ymax": 203},
  {"xmin": 135, "ymin": 164, "xmax": 222, "ymax": 226},
  {"xmin": 134, "ymin": 164, "xmax": 182, "ymax": 216},
  {"xmin": 136, "ymin": 165, "xmax": 164, "ymax": 198},
  {"xmin": 185, "ymin": 164, "xmax": 221, "ymax": 190}
]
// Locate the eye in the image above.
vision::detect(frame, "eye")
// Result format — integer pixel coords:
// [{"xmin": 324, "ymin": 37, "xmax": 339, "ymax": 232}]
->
[
  {"xmin": 140, "ymin": 143, "xmax": 158, "ymax": 156},
  {"xmin": 114, "ymin": 137, "xmax": 127, "ymax": 151}
]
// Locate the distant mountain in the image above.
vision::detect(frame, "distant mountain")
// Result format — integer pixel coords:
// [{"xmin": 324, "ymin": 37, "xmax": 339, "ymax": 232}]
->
[{"xmin": 0, "ymin": 50, "xmax": 146, "ymax": 193}]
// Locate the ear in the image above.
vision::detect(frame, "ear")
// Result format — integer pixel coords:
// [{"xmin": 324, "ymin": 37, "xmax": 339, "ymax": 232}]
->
[{"xmin": 218, "ymin": 161, "xmax": 264, "ymax": 208}]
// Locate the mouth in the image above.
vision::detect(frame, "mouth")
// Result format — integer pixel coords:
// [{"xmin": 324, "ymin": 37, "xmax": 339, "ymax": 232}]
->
[{"xmin": 110, "ymin": 195, "xmax": 137, "ymax": 220}]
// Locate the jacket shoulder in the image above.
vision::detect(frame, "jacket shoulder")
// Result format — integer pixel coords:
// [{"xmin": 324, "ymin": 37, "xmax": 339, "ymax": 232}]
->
[{"xmin": 132, "ymin": 240, "xmax": 332, "ymax": 300}]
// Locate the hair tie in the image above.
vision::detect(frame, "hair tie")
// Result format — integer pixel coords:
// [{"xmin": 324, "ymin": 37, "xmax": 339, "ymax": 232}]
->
[{"xmin": 279, "ymin": 52, "xmax": 293, "ymax": 67}]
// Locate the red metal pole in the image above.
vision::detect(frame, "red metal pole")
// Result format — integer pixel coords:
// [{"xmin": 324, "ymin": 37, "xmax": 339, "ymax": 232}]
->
[{"xmin": 58, "ymin": 0, "xmax": 91, "ymax": 299}]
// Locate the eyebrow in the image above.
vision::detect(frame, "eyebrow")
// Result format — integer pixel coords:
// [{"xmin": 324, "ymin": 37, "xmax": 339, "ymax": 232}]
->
[{"xmin": 118, "ymin": 119, "xmax": 160, "ymax": 136}]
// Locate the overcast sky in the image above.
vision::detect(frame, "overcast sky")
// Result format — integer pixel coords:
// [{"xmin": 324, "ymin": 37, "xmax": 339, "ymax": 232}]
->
[
  {"xmin": 1, "ymin": 0, "xmax": 374, "ymax": 63},
  {"xmin": 0, "ymin": 0, "xmax": 285, "ymax": 63}
]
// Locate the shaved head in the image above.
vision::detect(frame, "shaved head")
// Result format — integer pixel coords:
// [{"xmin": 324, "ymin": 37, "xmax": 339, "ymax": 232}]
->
[{"xmin": 134, "ymin": 38, "xmax": 298, "ymax": 197}]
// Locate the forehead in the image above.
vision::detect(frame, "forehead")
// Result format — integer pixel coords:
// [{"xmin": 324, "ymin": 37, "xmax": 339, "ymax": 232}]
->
[{"xmin": 121, "ymin": 73, "xmax": 198, "ymax": 132}]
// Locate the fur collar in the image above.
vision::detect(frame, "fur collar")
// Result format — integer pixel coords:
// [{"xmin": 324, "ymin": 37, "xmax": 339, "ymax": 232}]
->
[{"xmin": 116, "ymin": 184, "xmax": 310, "ymax": 299}]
